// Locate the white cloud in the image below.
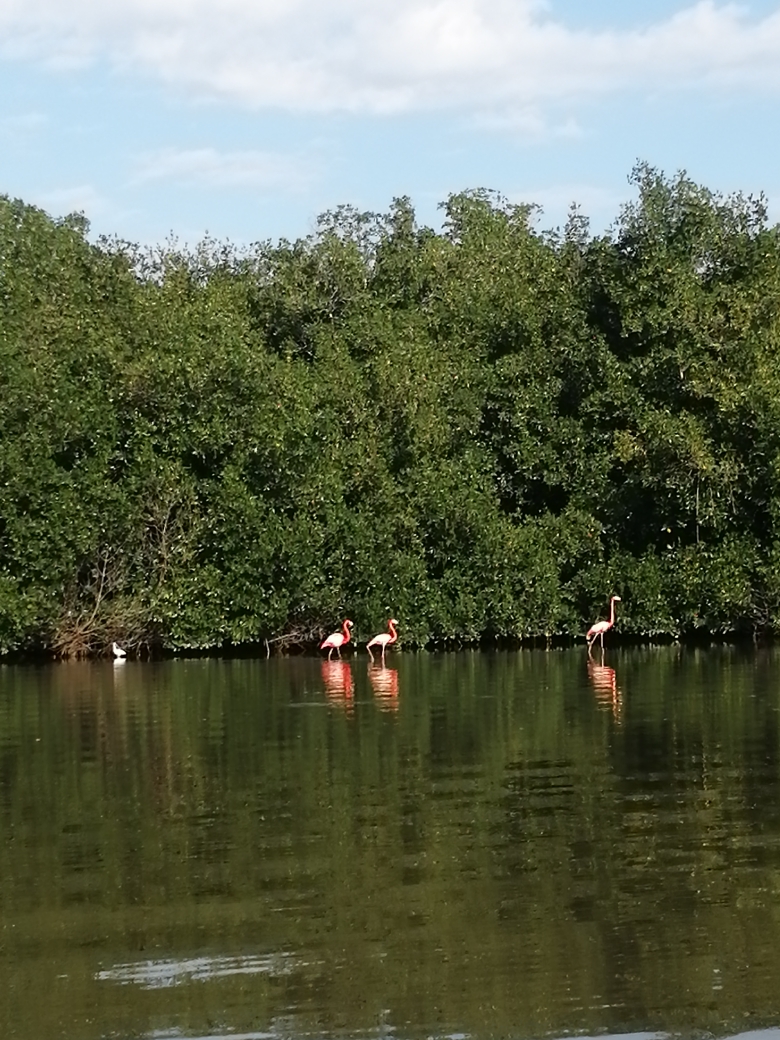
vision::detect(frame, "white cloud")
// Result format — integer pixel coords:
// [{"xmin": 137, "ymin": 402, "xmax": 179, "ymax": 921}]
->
[
  {"xmin": 0, "ymin": 111, "xmax": 48, "ymax": 132},
  {"xmin": 0, "ymin": 110, "xmax": 48, "ymax": 149},
  {"xmin": 30, "ymin": 183, "xmax": 111, "ymax": 221},
  {"xmin": 511, "ymin": 182, "xmax": 628, "ymax": 230},
  {"xmin": 473, "ymin": 107, "xmax": 583, "ymax": 141},
  {"xmin": 131, "ymin": 147, "xmax": 314, "ymax": 191},
  {"xmin": 2, "ymin": 0, "xmax": 780, "ymax": 118}
]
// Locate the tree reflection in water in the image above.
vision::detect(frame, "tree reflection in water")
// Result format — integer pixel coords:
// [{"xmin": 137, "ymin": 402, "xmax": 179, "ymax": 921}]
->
[{"xmin": 4, "ymin": 650, "xmax": 780, "ymax": 1040}]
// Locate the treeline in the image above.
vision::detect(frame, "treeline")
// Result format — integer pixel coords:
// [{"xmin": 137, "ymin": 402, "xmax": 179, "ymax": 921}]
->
[{"xmin": 2, "ymin": 163, "xmax": 780, "ymax": 656}]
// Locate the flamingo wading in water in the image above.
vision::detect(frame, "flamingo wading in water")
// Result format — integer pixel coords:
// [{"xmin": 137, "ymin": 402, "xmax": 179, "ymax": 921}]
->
[
  {"xmin": 320, "ymin": 619, "xmax": 354, "ymax": 659},
  {"xmin": 366, "ymin": 618, "xmax": 399, "ymax": 662},
  {"xmin": 586, "ymin": 596, "xmax": 621, "ymax": 651}
]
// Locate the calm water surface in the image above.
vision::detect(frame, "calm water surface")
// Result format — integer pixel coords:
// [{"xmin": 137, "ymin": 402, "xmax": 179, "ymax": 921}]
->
[{"xmin": 1, "ymin": 646, "xmax": 780, "ymax": 1040}]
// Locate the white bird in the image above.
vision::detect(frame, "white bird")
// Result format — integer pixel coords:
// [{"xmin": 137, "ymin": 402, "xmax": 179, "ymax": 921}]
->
[{"xmin": 111, "ymin": 641, "xmax": 127, "ymax": 658}]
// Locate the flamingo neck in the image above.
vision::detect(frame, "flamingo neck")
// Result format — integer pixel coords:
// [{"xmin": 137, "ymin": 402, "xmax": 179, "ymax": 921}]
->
[
  {"xmin": 388, "ymin": 620, "xmax": 397, "ymax": 643},
  {"xmin": 610, "ymin": 599, "xmax": 618, "ymax": 625},
  {"xmin": 342, "ymin": 621, "xmax": 352, "ymax": 644}
]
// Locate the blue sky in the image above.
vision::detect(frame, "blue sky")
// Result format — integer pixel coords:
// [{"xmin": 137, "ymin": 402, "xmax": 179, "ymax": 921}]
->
[{"xmin": 3, "ymin": 1, "xmax": 780, "ymax": 247}]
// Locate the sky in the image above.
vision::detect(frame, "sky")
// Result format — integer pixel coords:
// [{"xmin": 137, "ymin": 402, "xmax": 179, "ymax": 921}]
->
[{"xmin": 2, "ymin": 0, "xmax": 780, "ymax": 248}]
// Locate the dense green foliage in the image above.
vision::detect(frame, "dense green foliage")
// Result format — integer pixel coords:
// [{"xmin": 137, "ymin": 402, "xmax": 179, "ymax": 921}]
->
[{"xmin": 3, "ymin": 164, "xmax": 780, "ymax": 654}]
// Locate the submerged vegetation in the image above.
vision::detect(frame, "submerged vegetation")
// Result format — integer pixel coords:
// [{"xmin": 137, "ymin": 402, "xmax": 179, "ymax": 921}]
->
[{"xmin": 2, "ymin": 163, "xmax": 780, "ymax": 656}]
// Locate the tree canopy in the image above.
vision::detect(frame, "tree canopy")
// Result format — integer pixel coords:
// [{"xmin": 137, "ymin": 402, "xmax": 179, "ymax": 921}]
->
[{"xmin": 2, "ymin": 165, "xmax": 780, "ymax": 655}]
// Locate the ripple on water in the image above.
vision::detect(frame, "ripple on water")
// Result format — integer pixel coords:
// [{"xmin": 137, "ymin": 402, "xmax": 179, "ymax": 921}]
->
[{"xmin": 96, "ymin": 951, "xmax": 300, "ymax": 989}]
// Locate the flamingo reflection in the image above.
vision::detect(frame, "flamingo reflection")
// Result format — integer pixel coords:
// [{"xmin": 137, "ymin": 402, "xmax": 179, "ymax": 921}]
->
[
  {"xmin": 587, "ymin": 658, "xmax": 622, "ymax": 720},
  {"xmin": 321, "ymin": 660, "xmax": 354, "ymax": 709},
  {"xmin": 367, "ymin": 664, "xmax": 399, "ymax": 712}
]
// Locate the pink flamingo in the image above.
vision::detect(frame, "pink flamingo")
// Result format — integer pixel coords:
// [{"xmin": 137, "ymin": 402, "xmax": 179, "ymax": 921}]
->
[
  {"xmin": 320, "ymin": 618, "xmax": 353, "ymax": 659},
  {"xmin": 366, "ymin": 618, "xmax": 399, "ymax": 662},
  {"xmin": 586, "ymin": 596, "xmax": 621, "ymax": 651}
]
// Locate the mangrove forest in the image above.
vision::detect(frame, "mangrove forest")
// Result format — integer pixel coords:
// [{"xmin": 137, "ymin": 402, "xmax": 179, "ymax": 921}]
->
[{"xmin": 2, "ymin": 163, "xmax": 780, "ymax": 656}]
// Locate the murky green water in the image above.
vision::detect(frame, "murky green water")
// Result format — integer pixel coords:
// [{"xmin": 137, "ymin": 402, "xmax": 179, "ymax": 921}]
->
[{"xmin": 1, "ymin": 647, "xmax": 780, "ymax": 1040}]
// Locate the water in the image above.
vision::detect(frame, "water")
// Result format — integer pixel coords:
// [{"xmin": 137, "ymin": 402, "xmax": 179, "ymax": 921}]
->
[{"xmin": 1, "ymin": 646, "xmax": 780, "ymax": 1040}]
